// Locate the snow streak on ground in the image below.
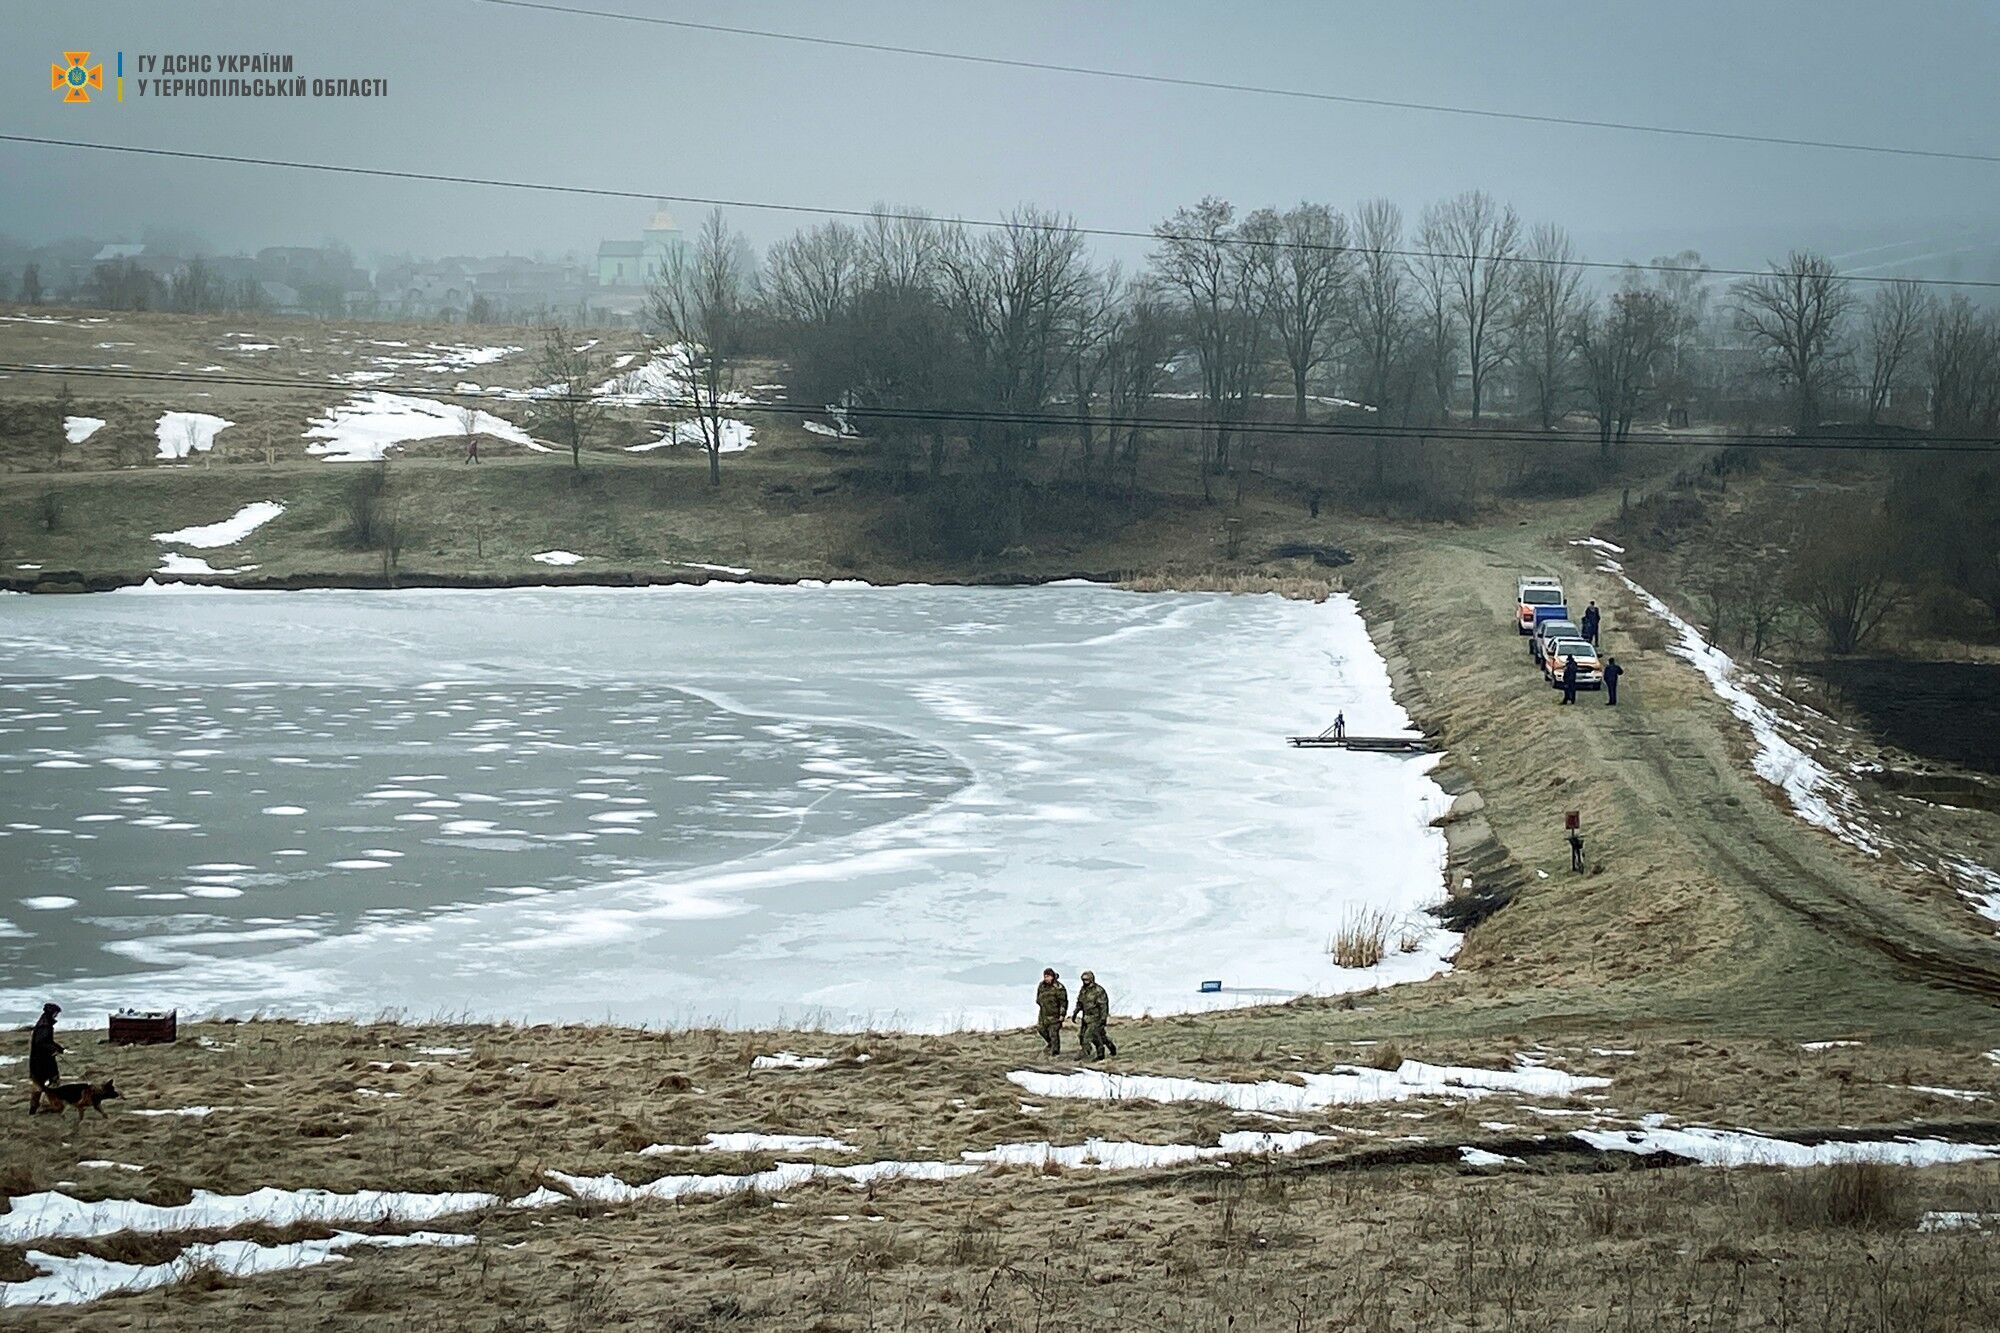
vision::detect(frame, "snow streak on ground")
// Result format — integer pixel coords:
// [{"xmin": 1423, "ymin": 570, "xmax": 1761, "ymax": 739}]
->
[
  {"xmin": 1575, "ymin": 1123, "xmax": 2000, "ymax": 1168},
  {"xmin": 304, "ymin": 393, "xmax": 543, "ymax": 462},
  {"xmin": 0, "ymin": 1184, "xmax": 498, "ymax": 1243},
  {"xmin": 152, "ymin": 411, "xmax": 232, "ymax": 460},
  {"xmin": 0, "ymin": 1231, "xmax": 476, "ymax": 1308},
  {"xmin": 153, "ymin": 502, "xmax": 285, "ymax": 548},
  {"xmin": 0, "ymin": 586, "xmax": 1451, "ymax": 1029},
  {"xmin": 1008, "ymin": 1059, "xmax": 1608, "ymax": 1112}
]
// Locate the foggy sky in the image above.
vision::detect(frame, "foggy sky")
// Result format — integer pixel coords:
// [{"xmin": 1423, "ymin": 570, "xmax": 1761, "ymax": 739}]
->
[{"xmin": 7, "ymin": 0, "xmax": 1999, "ymax": 272}]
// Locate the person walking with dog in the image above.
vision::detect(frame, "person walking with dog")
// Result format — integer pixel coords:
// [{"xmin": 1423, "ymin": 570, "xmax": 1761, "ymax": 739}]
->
[
  {"xmin": 1035, "ymin": 968, "xmax": 1068, "ymax": 1055},
  {"xmin": 1072, "ymin": 971, "xmax": 1117, "ymax": 1061},
  {"xmin": 28, "ymin": 1002, "xmax": 62, "ymax": 1115}
]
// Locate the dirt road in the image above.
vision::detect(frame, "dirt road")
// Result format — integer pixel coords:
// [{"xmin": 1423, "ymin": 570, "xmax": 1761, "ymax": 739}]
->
[{"xmin": 1342, "ymin": 502, "xmax": 2000, "ymax": 1041}]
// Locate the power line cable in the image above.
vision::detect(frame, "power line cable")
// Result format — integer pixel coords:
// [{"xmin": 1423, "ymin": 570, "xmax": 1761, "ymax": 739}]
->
[
  {"xmin": 461, "ymin": 0, "xmax": 2000, "ymax": 167},
  {"xmin": 3, "ymin": 133, "xmax": 1997, "ymax": 293},
  {"xmin": 12, "ymin": 361, "xmax": 2000, "ymax": 454}
]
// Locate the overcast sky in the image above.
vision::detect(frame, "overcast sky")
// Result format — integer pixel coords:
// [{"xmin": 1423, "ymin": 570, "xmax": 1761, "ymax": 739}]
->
[{"xmin": 8, "ymin": 1, "xmax": 1999, "ymax": 273}]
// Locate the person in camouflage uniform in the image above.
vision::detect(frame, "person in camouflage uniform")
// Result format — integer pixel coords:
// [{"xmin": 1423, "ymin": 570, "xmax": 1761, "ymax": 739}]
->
[
  {"xmin": 1072, "ymin": 970, "xmax": 1116, "ymax": 1061},
  {"xmin": 1034, "ymin": 968, "xmax": 1068, "ymax": 1055}
]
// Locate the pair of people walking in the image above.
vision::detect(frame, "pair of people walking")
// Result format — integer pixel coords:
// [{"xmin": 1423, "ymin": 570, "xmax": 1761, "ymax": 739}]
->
[{"xmin": 1035, "ymin": 968, "xmax": 1117, "ymax": 1061}]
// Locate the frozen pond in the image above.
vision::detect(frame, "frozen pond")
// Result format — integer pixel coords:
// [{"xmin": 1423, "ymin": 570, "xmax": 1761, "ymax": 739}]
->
[{"xmin": 0, "ymin": 585, "xmax": 1451, "ymax": 1029}]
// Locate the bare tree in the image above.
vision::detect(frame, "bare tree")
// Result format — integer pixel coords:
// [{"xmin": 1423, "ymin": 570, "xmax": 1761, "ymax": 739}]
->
[
  {"xmin": 859, "ymin": 205, "xmax": 942, "ymax": 294},
  {"xmin": 1148, "ymin": 198, "xmax": 1270, "ymax": 494},
  {"xmin": 1512, "ymin": 222, "xmax": 1585, "ymax": 429},
  {"xmin": 1249, "ymin": 203, "xmax": 1350, "ymax": 423},
  {"xmin": 18, "ymin": 264, "xmax": 43, "ymax": 306},
  {"xmin": 935, "ymin": 207, "xmax": 1091, "ymax": 538},
  {"xmin": 1859, "ymin": 280, "xmax": 1929, "ymax": 427},
  {"xmin": 529, "ymin": 322, "xmax": 607, "ymax": 472},
  {"xmin": 1408, "ymin": 212, "xmax": 1460, "ymax": 419},
  {"xmin": 1576, "ymin": 290, "xmax": 1669, "ymax": 455},
  {"xmin": 1732, "ymin": 251, "xmax": 1853, "ymax": 433},
  {"xmin": 1060, "ymin": 263, "xmax": 1126, "ymax": 494},
  {"xmin": 1645, "ymin": 250, "xmax": 1713, "ymax": 417},
  {"xmin": 1104, "ymin": 294, "xmax": 1173, "ymax": 505},
  {"xmin": 648, "ymin": 210, "xmax": 755, "ymax": 487},
  {"xmin": 1786, "ymin": 496, "xmax": 1903, "ymax": 654},
  {"xmin": 764, "ymin": 220, "xmax": 861, "ymax": 327},
  {"xmin": 1348, "ymin": 200, "xmax": 1410, "ymax": 414},
  {"xmin": 1424, "ymin": 190, "xmax": 1521, "ymax": 420},
  {"xmin": 1924, "ymin": 295, "xmax": 2000, "ymax": 437},
  {"xmin": 50, "ymin": 380, "xmax": 74, "ymax": 468}
]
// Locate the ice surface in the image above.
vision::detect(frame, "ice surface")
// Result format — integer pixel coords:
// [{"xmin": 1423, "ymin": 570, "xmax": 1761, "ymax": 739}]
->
[
  {"xmin": 153, "ymin": 412, "xmax": 232, "ymax": 460},
  {"xmin": 153, "ymin": 502, "xmax": 285, "ymax": 548},
  {"xmin": 1008, "ymin": 1060, "xmax": 1608, "ymax": 1111},
  {"xmin": 305, "ymin": 393, "xmax": 543, "ymax": 462},
  {"xmin": 0, "ymin": 1230, "xmax": 474, "ymax": 1308},
  {"xmin": 0, "ymin": 586, "xmax": 1451, "ymax": 1030}
]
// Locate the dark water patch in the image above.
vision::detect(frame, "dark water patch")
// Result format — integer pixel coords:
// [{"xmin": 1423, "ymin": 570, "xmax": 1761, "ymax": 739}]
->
[{"xmin": 1805, "ymin": 660, "xmax": 2000, "ymax": 776}]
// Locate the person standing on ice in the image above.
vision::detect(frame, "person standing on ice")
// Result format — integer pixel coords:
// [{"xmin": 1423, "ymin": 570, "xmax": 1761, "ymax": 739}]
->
[
  {"xmin": 1035, "ymin": 968, "xmax": 1068, "ymax": 1055},
  {"xmin": 1073, "ymin": 971, "xmax": 1117, "ymax": 1061},
  {"xmin": 27, "ymin": 1002, "xmax": 62, "ymax": 1114}
]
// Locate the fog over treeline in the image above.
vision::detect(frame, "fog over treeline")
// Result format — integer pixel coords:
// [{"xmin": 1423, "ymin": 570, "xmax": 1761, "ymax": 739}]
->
[{"xmin": 7, "ymin": 1, "xmax": 2000, "ymax": 271}]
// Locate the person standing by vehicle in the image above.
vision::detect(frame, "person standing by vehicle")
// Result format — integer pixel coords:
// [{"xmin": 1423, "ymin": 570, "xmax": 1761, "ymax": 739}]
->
[
  {"xmin": 1560, "ymin": 654, "xmax": 1579, "ymax": 705},
  {"xmin": 1581, "ymin": 601, "xmax": 1601, "ymax": 645},
  {"xmin": 1034, "ymin": 969, "xmax": 1068, "ymax": 1055},
  {"xmin": 1603, "ymin": 656, "xmax": 1623, "ymax": 706},
  {"xmin": 28, "ymin": 1002, "xmax": 62, "ymax": 1115},
  {"xmin": 1073, "ymin": 971, "xmax": 1117, "ymax": 1061}
]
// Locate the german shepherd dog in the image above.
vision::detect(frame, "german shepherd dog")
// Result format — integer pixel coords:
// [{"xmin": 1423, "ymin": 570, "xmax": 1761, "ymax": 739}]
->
[{"xmin": 37, "ymin": 1079, "xmax": 119, "ymax": 1122}]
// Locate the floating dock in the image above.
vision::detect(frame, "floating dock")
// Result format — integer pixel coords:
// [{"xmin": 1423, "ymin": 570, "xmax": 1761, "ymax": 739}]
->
[{"xmin": 1286, "ymin": 734, "xmax": 1437, "ymax": 753}]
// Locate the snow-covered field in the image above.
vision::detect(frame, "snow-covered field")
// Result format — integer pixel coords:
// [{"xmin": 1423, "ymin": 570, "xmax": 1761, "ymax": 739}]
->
[{"xmin": 0, "ymin": 585, "xmax": 1452, "ymax": 1029}]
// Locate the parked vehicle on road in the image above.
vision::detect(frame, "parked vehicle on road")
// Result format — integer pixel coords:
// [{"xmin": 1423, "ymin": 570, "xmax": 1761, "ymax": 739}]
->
[
  {"xmin": 1516, "ymin": 578, "xmax": 1567, "ymax": 635},
  {"xmin": 1542, "ymin": 637, "xmax": 1603, "ymax": 689},
  {"xmin": 1531, "ymin": 618, "xmax": 1580, "ymax": 665}
]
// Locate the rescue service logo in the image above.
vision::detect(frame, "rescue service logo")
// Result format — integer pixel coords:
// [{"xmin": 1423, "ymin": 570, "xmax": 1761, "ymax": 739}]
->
[{"xmin": 50, "ymin": 51, "xmax": 109, "ymax": 104}]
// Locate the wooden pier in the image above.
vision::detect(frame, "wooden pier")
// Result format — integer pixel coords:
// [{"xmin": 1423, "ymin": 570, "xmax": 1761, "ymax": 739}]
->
[{"xmin": 1286, "ymin": 734, "xmax": 1437, "ymax": 753}]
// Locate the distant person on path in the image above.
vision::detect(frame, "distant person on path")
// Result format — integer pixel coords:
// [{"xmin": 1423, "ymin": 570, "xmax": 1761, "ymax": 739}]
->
[
  {"xmin": 464, "ymin": 434, "xmax": 480, "ymax": 463},
  {"xmin": 1333, "ymin": 711, "xmax": 1346, "ymax": 740},
  {"xmin": 28, "ymin": 1002, "xmax": 62, "ymax": 1114},
  {"xmin": 1035, "ymin": 968, "xmax": 1068, "ymax": 1056},
  {"xmin": 1603, "ymin": 656, "xmax": 1623, "ymax": 706},
  {"xmin": 1569, "ymin": 829, "xmax": 1586, "ymax": 873},
  {"xmin": 1581, "ymin": 601, "xmax": 1601, "ymax": 644},
  {"xmin": 1073, "ymin": 971, "xmax": 1117, "ymax": 1061},
  {"xmin": 1560, "ymin": 655, "xmax": 1579, "ymax": 705}
]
